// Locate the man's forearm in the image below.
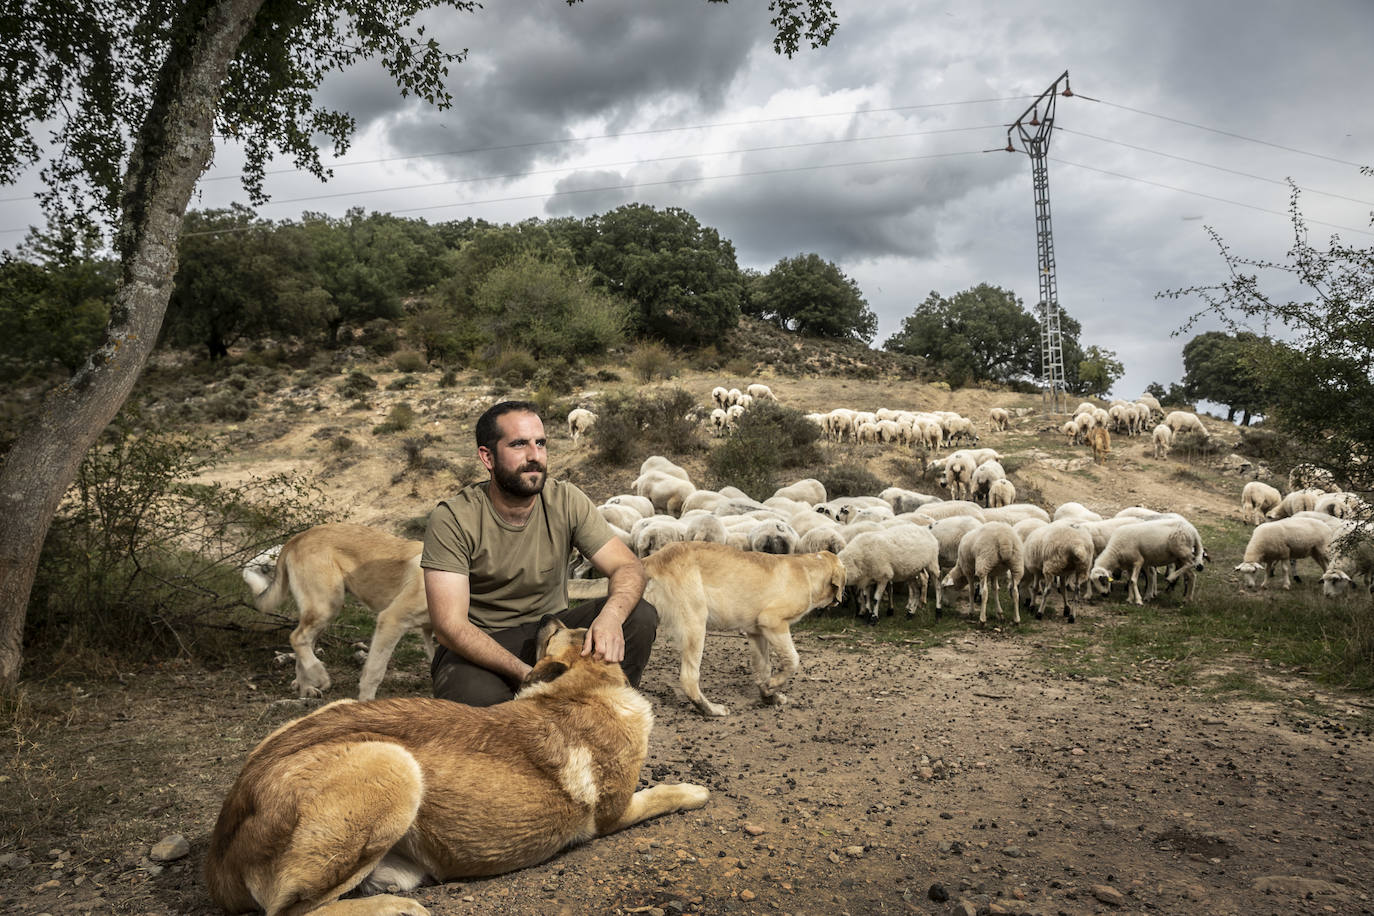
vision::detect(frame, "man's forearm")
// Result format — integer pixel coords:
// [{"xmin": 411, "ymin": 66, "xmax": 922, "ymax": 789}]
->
[
  {"xmin": 436, "ymin": 620, "xmax": 530, "ymax": 683},
  {"xmin": 599, "ymin": 562, "xmax": 647, "ymax": 624}
]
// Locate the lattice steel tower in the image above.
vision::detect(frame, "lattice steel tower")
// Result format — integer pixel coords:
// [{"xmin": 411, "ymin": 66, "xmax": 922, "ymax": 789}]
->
[{"xmin": 1007, "ymin": 71, "xmax": 1074, "ymax": 414}]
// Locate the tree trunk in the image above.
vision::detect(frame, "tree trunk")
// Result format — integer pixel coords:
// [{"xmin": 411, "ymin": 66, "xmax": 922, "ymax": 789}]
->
[{"xmin": 0, "ymin": 0, "xmax": 265, "ymax": 693}]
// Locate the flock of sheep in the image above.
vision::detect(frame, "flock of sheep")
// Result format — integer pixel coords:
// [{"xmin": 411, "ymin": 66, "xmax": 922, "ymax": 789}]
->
[
  {"xmin": 568, "ymin": 382, "xmax": 1370, "ymax": 617},
  {"xmin": 587, "ymin": 445, "xmax": 1209, "ymax": 629},
  {"xmin": 1234, "ymin": 465, "xmax": 1372, "ymax": 594}
]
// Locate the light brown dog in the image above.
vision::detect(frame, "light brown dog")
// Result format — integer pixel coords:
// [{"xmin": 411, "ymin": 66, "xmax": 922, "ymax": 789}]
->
[
  {"xmin": 641, "ymin": 542, "xmax": 845, "ymax": 717},
  {"xmin": 206, "ymin": 619, "xmax": 709, "ymax": 915},
  {"xmin": 243, "ymin": 523, "xmax": 430, "ymax": 700},
  {"xmin": 1088, "ymin": 426, "xmax": 1112, "ymax": 464}
]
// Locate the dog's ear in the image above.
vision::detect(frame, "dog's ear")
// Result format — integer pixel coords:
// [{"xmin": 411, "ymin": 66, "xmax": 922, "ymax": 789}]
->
[
  {"xmin": 523, "ymin": 659, "xmax": 569, "ymax": 687},
  {"xmin": 830, "ymin": 559, "xmax": 846, "ymax": 604},
  {"xmin": 534, "ymin": 615, "xmax": 567, "ymax": 659}
]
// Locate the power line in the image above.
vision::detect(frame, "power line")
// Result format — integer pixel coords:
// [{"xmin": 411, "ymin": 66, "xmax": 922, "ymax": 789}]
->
[
  {"xmin": 1059, "ymin": 127, "xmax": 1374, "ymax": 208},
  {"xmin": 1078, "ymin": 96, "xmax": 1369, "ymax": 170},
  {"xmin": 1052, "ymin": 157, "xmax": 1374, "ymax": 237},
  {"xmin": 254, "ymin": 124, "xmax": 999, "ymax": 208}
]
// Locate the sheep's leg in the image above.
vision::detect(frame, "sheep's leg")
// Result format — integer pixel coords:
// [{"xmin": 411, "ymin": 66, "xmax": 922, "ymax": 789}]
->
[
  {"xmin": 1060, "ymin": 580, "xmax": 1075, "ymax": 623},
  {"xmin": 1008, "ymin": 573, "xmax": 1020, "ymax": 625},
  {"xmin": 1128, "ymin": 563, "xmax": 1145, "ymax": 606}
]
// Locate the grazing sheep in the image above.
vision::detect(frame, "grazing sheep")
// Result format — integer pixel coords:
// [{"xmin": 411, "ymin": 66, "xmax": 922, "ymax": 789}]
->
[
  {"xmin": 1319, "ymin": 523, "xmax": 1374, "ymax": 597},
  {"xmin": 1137, "ymin": 394, "xmax": 1163, "ymax": 416},
  {"xmin": 986, "ymin": 477, "xmax": 1016, "ymax": 508},
  {"xmin": 1074, "ymin": 402, "xmax": 1097, "ymax": 416},
  {"xmin": 709, "ymin": 407, "xmax": 729, "ymax": 435},
  {"xmin": 711, "ymin": 386, "xmax": 730, "ymax": 409},
  {"xmin": 988, "ymin": 407, "xmax": 1012, "ymax": 431},
  {"xmin": 1163, "ymin": 410, "xmax": 1208, "ymax": 438},
  {"xmin": 631, "ymin": 516, "xmax": 688, "ymax": 557},
  {"xmin": 604, "ymin": 493, "xmax": 654, "ymax": 518},
  {"xmin": 746, "ymin": 383, "xmax": 777, "ymax": 402},
  {"xmin": 1022, "ymin": 520, "xmax": 1095, "ymax": 622},
  {"xmin": 1089, "ymin": 519, "xmax": 1205, "ymax": 605},
  {"xmin": 748, "ymin": 519, "xmax": 800, "ymax": 555},
  {"xmin": 879, "ymin": 486, "xmax": 941, "ymax": 514},
  {"xmin": 1151, "ymin": 423, "xmax": 1173, "ymax": 459},
  {"xmin": 940, "ymin": 451, "xmax": 979, "ymax": 501},
  {"xmin": 1088, "ymin": 426, "xmax": 1111, "ymax": 464},
  {"xmin": 946, "ymin": 521, "xmax": 1023, "ymax": 625},
  {"xmin": 1070, "ymin": 516, "xmax": 1146, "ymax": 555},
  {"xmin": 970, "ymin": 459, "xmax": 1007, "ymax": 506},
  {"xmin": 679, "ymin": 490, "xmax": 728, "ymax": 515},
  {"xmin": 639, "ymin": 455, "xmax": 692, "ymax": 483},
  {"xmin": 798, "ymin": 524, "xmax": 848, "ymax": 556},
  {"xmin": 773, "ymin": 478, "xmax": 826, "ymax": 506},
  {"xmin": 725, "ymin": 404, "xmax": 746, "ymax": 429},
  {"xmin": 1241, "ymin": 481, "xmax": 1283, "ymax": 525},
  {"xmin": 633, "ymin": 471, "xmax": 696, "ymax": 517},
  {"xmin": 981, "ymin": 503, "xmax": 1050, "ymax": 526},
  {"xmin": 918, "ymin": 500, "xmax": 986, "ymax": 522},
  {"xmin": 1314, "ymin": 491, "xmax": 1366, "ymax": 519},
  {"xmin": 837, "ymin": 526, "xmax": 941, "ymax": 622},
  {"xmin": 1235, "ymin": 516, "xmax": 1332, "ymax": 589},
  {"xmin": 683, "ymin": 514, "xmax": 729, "ymax": 544},
  {"xmin": 726, "ymin": 387, "xmax": 744, "ymax": 407},
  {"xmin": 598, "ymin": 502, "xmax": 643, "ymax": 532},
  {"xmin": 1053, "ymin": 502, "xmax": 1102, "ymax": 523},
  {"xmin": 1266, "ymin": 487, "xmax": 1325, "ymax": 520},
  {"xmin": 567, "ymin": 407, "xmax": 596, "ymax": 445},
  {"xmin": 1288, "ymin": 463, "xmax": 1338, "ymax": 493}
]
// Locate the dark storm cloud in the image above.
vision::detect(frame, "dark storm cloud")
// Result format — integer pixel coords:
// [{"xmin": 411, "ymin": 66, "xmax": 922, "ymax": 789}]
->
[{"xmin": 319, "ymin": 1, "xmax": 770, "ymax": 178}]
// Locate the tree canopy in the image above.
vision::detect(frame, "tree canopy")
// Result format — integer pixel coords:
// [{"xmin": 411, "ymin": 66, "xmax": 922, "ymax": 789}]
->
[
  {"xmin": 748, "ymin": 252, "xmax": 877, "ymax": 343},
  {"xmin": 1180, "ymin": 330, "xmax": 1280, "ymax": 425},
  {"xmin": 883, "ymin": 283, "xmax": 1085, "ymax": 389}
]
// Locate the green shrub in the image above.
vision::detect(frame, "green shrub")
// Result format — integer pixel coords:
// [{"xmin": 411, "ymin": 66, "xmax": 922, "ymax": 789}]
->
[
  {"xmin": 816, "ymin": 463, "xmax": 885, "ymax": 498},
  {"xmin": 374, "ymin": 403, "xmax": 418, "ymax": 435},
  {"xmin": 330, "ymin": 435, "xmax": 355, "ymax": 453},
  {"xmin": 28, "ymin": 418, "xmax": 328, "ymax": 662},
  {"xmin": 707, "ymin": 402, "xmax": 824, "ymax": 499},
  {"xmin": 438, "ymin": 368, "xmax": 460, "ymax": 388},
  {"xmin": 484, "ymin": 348, "xmax": 538, "ymax": 386},
  {"xmin": 628, "ymin": 341, "xmax": 681, "ymax": 383},
  {"xmin": 392, "ymin": 350, "xmax": 428, "ymax": 373},
  {"xmin": 359, "ymin": 318, "xmax": 400, "ymax": 356},
  {"xmin": 593, "ymin": 388, "xmax": 703, "ymax": 466},
  {"xmin": 386, "ymin": 374, "xmax": 419, "ymax": 391},
  {"xmin": 339, "ymin": 370, "xmax": 377, "ymax": 399}
]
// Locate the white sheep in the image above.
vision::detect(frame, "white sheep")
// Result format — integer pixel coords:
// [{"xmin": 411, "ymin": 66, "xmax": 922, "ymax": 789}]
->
[
  {"xmin": 679, "ymin": 490, "xmax": 727, "ymax": 515},
  {"xmin": 1163, "ymin": 410, "xmax": 1208, "ymax": 438},
  {"xmin": 567, "ymin": 407, "xmax": 596, "ymax": 445},
  {"xmin": 1240, "ymin": 481, "xmax": 1282, "ymax": 525},
  {"xmin": 726, "ymin": 387, "xmax": 744, "ymax": 407},
  {"xmin": 879, "ymin": 486, "xmax": 941, "ymax": 514},
  {"xmin": 940, "ymin": 451, "xmax": 978, "ymax": 500},
  {"xmin": 771, "ymin": 477, "xmax": 825, "ymax": 506},
  {"xmin": 683, "ymin": 514, "xmax": 729, "ymax": 544},
  {"xmin": 1053, "ymin": 502, "xmax": 1102, "ymax": 523},
  {"xmin": 1314, "ymin": 491, "xmax": 1366, "ymax": 519},
  {"xmin": 709, "ymin": 407, "xmax": 729, "ymax": 435},
  {"xmin": 1022, "ymin": 520, "xmax": 1095, "ymax": 622},
  {"xmin": 1137, "ymin": 393, "xmax": 1163, "ymax": 416},
  {"xmin": 639, "ymin": 455, "xmax": 692, "ymax": 483},
  {"xmin": 1319, "ymin": 522, "xmax": 1374, "ymax": 597},
  {"xmin": 1012, "ymin": 516, "xmax": 1049, "ymax": 542},
  {"xmin": 631, "ymin": 515, "xmax": 688, "ymax": 557},
  {"xmin": 1151, "ymin": 423, "xmax": 1173, "ymax": 459},
  {"xmin": 918, "ymin": 500, "xmax": 986, "ymax": 522},
  {"xmin": 988, "ymin": 407, "xmax": 1011, "ymax": 431},
  {"xmin": 747, "ymin": 519, "xmax": 800, "ymax": 554},
  {"xmin": 798, "ymin": 524, "xmax": 847, "ymax": 556},
  {"xmin": 945, "ymin": 521, "xmax": 1023, "ymax": 625},
  {"xmin": 746, "ymin": 383, "xmax": 777, "ymax": 402},
  {"xmin": 838, "ymin": 525, "xmax": 941, "ymax": 622},
  {"xmin": 633, "ymin": 471, "xmax": 695, "ymax": 517},
  {"xmin": 1060, "ymin": 420, "xmax": 1078, "ymax": 445},
  {"xmin": 598, "ymin": 502, "xmax": 642, "ymax": 532},
  {"xmin": 1089, "ymin": 518, "xmax": 1205, "ymax": 605},
  {"xmin": 1235, "ymin": 516, "xmax": 1332, "ymax": 589},
  {"xmin": 604, "ymin": 493, "xmax": 654, "ymax": 518},
  {"xmin": 969, "ymin": 459, "xmax": 1007, "ymax": 507},
  {"xmin": 981, "ymin": 503, "xmax": 1050, "ymax": 526},
  {"xmin": 711, "ymin": 386, "xmax": 730, "ymax": 409},
  {"xmin": 1266, "ymin": 487, "xmax": 1324, "ymax": 520},
  {"xmin": 986, "ymin": 477, "xmax": 1016, "ymax": 509}
]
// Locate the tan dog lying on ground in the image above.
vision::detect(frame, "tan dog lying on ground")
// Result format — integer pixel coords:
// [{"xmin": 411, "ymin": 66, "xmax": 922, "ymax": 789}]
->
[
  {"xmin": 607, "ymin": 541, "xmax": 844, "ymax": 717},
  {"xmin": 206, "ymin": 619, "xmax": 709, "ymax": 916},
  {"xmin": 243, "ymin": 523, "xmax": 431, "ymax": 700}
]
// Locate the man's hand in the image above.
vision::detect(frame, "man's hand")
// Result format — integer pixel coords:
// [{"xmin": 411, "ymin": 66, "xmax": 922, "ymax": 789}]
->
[{"xmin": 582, "ymin": 610, "xmax": 626, "ymax": 663}]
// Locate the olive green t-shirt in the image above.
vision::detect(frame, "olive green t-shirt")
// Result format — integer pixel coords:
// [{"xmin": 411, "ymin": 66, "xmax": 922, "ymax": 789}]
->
[{"xmin": 420, "ymin": 478, "xmax": 615, "ymax": 632}]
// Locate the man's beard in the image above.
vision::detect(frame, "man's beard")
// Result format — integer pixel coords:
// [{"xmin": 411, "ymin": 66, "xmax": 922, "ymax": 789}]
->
[{"xmin": 492, "ymin": 461, "xmax": 547, "ymax": 498}]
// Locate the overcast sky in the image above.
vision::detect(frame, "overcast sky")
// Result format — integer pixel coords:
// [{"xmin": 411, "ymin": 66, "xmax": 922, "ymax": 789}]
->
[{"xmin": 5, "ymin": 0, "xmax": 1372, "ymax": 403}]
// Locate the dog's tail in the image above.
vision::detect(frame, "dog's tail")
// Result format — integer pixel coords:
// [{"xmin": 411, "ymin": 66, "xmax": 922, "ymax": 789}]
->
[{"xmin": 242, "ymin": 544, "xmax": 287, "ymax": 613}]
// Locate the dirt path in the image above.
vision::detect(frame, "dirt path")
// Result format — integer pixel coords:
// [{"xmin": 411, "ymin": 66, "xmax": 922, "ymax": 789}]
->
[{"xmin": 4, "ymin": 628, "xmax": 1371, "ymax": 916}]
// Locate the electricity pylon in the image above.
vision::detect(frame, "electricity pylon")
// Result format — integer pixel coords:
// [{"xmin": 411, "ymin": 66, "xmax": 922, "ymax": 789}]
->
[{"xmin": 1007, "ymin": 71, "xmax": 1073, "ymax": 414}]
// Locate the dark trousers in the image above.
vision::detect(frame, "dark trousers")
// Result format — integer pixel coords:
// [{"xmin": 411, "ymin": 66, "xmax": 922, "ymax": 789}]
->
[{"xmin": 431, "ymin": 597, "xmax": 658, "ymax": 707}]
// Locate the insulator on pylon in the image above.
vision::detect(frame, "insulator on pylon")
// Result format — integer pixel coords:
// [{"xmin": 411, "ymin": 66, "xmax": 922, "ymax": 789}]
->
[
  {"xmin": 1030, "ymin": 107, "xmax": 1040, "ymax": 126},
  {"xmin": 1005, "ymin": 141, "xmax": 1015, "ymax": 152},
  {"xmin": 1061, "ymin": 79, "xmax": 1073, "ymax": 97}
]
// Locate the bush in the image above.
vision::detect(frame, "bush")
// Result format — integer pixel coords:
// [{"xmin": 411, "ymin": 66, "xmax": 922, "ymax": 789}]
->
[
  {"xmin": 628, "ymin": 341, "xmax": 681, "ymax": 383},
  {"xmin": 339, "ymin": 370, "xmax": 377, "ymax": 399},
  {"xmin": 438, "ymin": 368, "xmax": 460, "ymax": 388},
  {"xmin": 358, "ymin": 319, "xmax": 400, "ymax": 356},
  {"xmin": 28, "ymin": 418, "xmax": 329, "ymax": 662},
  {"xmin": 392, "ymin": 350, "xmax": 428, "ymax": 373},
  {"xmin": 593, "ymin": 388, "xmax": 703, "ymax": 466},
  {"xmin": 484, "ymin": 348, "xmax": 538, "ymax": 386},
  {"xmin": 374, "ymin": 403, "xmax": 418, "ymax": 435},
  {"xmin": 386, "ymin": 374, "xmax": 419, "ymax": 391},
  {"xmin": 706, "ymin": 402, "xmax": 824, "ymax": 499},
  {"xmin": 815, "ymin": 463, "xmax": 885, "ymax": 499}
]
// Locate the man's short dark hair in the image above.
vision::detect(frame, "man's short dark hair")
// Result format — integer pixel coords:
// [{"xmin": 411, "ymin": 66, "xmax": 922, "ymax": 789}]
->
[{"xmin": 475, "ymin": 400, "xmax": 541, "ymax": 452}]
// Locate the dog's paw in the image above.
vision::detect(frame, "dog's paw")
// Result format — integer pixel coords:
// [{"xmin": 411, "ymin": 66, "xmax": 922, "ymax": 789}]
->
[
  {"xmin": 678, "ymin": 783, "xmax": 711, "ymax": 810},
  {"xmin": 760, "ymin": 691, "xmax": 789, "ymax": 707},
  {"xmin": 696, "ymin": 700, "xmax": 729, "ymax": 717},
  {"xmin": 368, "ymin": 894, "xmax": 431, "ymax": 916},
  {"xmin": 295, "ymin": 684, "xmax": 324, "ymax": 699}
]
